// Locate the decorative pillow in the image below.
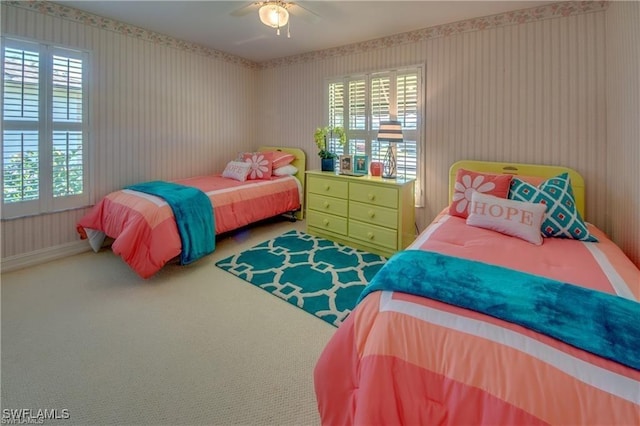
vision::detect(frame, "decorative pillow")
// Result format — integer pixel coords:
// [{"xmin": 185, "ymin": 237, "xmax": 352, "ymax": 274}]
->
[
  {"xmin": 508, "ymin": 173, "xmax": 598, "ymax": 242},
  {"xmin": 222, "ymin": 161, "xmax": 251, "ymax": 182},
  {"xmin": 273, "ymin": 164, "xmax": 298, "ymax": 177},
  {"xmin": 265, "ymin": 150, "xmax": 296, "ymax": 169},
  {"xmin": 242, "ymin": 151, "xmax": 273, "ymax": 180},
  {"xmin": 449, "ymin": 169, "xmax": 513, "ymax": 219},
  {"xmin": 467, "ymin": 192, "xmax": 547, "ymax": 245}
]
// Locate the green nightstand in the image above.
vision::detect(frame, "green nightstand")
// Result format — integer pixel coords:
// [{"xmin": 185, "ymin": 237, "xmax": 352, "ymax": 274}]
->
[{"xmin": 305, "ymin": 170, "xmax": 415, "ymax": 257}]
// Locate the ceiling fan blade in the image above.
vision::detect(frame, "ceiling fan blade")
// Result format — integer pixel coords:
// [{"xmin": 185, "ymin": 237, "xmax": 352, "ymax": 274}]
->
[
  {"xmin": 234, "ymin": 34, "xmax": 270, "ymax": 46},
  {"xmin": 289, "ymin": 2, "xmax": 321, "ymax": 23},
  {"xmin": 230, "ymin": 2, "xmax": 261, "ymax": 17}
]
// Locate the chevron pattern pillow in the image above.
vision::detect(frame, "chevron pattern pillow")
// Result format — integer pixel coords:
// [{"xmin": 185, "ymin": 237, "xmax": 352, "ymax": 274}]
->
[{"xmin": 508, "ymin": 173, "xmax": 598, "ymax": 242}]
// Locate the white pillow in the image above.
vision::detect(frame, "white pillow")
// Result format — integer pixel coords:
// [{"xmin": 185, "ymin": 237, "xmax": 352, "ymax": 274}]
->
[
  {"xmin": 222, "ymin": 161, "xmax": 252, "ymax": 182},
  {"xmin": 466, "ymin": 191, "xmax": 547, "ymax": 245},
  {"xmin": 272, "ymin": 164, "xmax": 298, "ymax": 177},
  {"xmin": 85, "ymin": 228, "xmax": 106, "ymax": 252}
]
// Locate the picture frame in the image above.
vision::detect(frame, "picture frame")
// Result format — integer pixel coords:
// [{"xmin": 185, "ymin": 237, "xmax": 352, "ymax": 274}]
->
[
  {"xmin": 353, "ymin": 155, "xmax": 368, "ymax": 175},
  {"xmin": 339, "ymin": 154, "xmax": 353, "ymax": 174}
]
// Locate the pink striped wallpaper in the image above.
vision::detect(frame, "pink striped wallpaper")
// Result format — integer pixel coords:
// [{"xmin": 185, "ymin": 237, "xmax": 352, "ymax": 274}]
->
[{"xmin": 1, "ymin": 1, "xmax": 638, "ymax": 268}]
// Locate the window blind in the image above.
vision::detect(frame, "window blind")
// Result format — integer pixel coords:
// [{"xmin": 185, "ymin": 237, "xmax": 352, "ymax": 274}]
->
[
  {"xmin": 2, "ymin": 37, "xmax": 89, "ymax": 218},
  {"xmin": 326, "ymin": 66, "xmax": 423, "ymax": 205}
]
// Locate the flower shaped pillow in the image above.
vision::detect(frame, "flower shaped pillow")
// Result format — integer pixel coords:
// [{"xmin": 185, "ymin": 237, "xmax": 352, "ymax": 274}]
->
[
  {"xmin": 449, "ymin": 169, "xmax": 513, "ymax": 219},
  {"xmin": 242, "ymin": 152, "xmax": 273, "ymax": 180}
]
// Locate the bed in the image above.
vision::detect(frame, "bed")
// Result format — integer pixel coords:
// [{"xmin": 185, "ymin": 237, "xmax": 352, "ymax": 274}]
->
[
  {"xmin": 314, "ymin": 160, "xmax": 640, "ymax": 425},
  {"xmin": 77, "ymin": 146, "xmax": 305, "ymax": 278}
]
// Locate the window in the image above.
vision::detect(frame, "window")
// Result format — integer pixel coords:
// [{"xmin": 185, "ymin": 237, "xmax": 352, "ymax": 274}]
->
[
  {"xmin": 325, "ymin": 66, "xmax": 423, "ymax": 205},
  {"xmin": 2, "ymin": 37, "xmax": 89, "ymax": 219}
]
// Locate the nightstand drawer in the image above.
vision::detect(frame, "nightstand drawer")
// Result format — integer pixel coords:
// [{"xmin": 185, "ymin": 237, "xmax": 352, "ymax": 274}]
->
[
  {"xmin": 349, "ymin": 201, "xmax": 398, "ymax": 229},
  {"xmin": 308, "ymin": 176, "xmax": 349, "ymax": 199},
  {"xmin": 349, "ymin": 220, "xmax": 398, "ymax": 251},
  {"xmin": 307, "ymin": 210, "xmax": 348, "ymax": 236},
  {"xmin": 308, "ymin": 195, "xmax": 348, "ymax": 217},
  {"xmin": 349, "ymin": 183, "xmax": 398, "ymax": 209}
]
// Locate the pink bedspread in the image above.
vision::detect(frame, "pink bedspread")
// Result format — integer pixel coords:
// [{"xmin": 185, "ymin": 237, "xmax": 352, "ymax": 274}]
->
[
  {"xmin": 77, "ymin": 175, "xmax": 300, "ymax": 278},
  {"xmin": 314, "ymin": 212, "xmax": 640, "ymax": 425}
]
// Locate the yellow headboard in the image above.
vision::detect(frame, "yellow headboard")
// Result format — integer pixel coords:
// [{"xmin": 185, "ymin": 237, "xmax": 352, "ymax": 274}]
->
[
  {"xmin": 449, "ymin": 160, "xmax": 586, "ymax": 219},
  {"xmin": 259, "ymin": 146, "xmax": 306, "ymax": 220}
]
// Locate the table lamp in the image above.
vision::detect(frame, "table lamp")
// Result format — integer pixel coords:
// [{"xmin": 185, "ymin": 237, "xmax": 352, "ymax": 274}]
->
[{"xmin": 377, "ymin": 120, "xmax": 403, "ymax": 178}]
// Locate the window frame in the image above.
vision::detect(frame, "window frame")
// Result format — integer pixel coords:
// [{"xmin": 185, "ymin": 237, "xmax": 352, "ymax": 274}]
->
[
  {"xmin": 324, "ymin": 65, "xmax": 425, "ymax": 206},
  {"xmin": 1, "ymin": 36, "xmax": 91, "ymax": 219}
]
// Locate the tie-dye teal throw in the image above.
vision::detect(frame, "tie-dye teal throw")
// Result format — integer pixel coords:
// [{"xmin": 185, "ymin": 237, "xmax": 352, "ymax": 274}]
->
[
  {"xmin": 126, "ymin": 181, "xmax": 215, "ymax": 265},
  {"xmin": 358, "ymin": 250, "xmax": 640, "ymax": 370}
]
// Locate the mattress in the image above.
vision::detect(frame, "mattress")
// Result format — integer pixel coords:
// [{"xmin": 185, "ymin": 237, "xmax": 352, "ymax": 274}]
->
[
  {"xmin": 314, "ymin": 211, "xmax": 640, "ymax": 425},
  {"xmin": 77, "ymin": 174, "xmax": 301, "ymax": 278}
]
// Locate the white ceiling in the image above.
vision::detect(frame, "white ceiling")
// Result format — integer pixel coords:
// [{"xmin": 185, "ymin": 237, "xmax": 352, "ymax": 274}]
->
[{"xmin": 54, "ymin": 1, "xmax": 554, "ymax": 63}]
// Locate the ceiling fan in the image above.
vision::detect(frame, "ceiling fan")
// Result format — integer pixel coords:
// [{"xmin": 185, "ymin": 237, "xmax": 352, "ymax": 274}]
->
[{"xmin": 231, "ymin": 1, "xmax": 321, "ymax": 37}]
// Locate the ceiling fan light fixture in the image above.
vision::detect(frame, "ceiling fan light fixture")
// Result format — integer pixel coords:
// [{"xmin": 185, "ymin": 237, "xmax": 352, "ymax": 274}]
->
[{"xmin": 259, "ymin": 2, "xmax": 289, "ymax": 29}]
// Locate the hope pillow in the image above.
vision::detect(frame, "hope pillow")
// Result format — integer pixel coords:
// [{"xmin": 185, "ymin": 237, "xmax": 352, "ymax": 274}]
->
[
  {"xmin": 449, "ymin": 169, "xmax": 513, "ymax": 219},
  {"xmin": 222, "ymin": 161, "xmax": 251, "ymax": 182},
  {"xmin": 467, "ymin": 192, "xmax": 547, "ymax": 245}
]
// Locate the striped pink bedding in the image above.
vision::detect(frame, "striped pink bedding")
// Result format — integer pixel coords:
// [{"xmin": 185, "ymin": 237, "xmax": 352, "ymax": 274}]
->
[
  {"xmin": 314, "ymin": 211, "xmax": 639, "ymax": 425},
  {"xmin": 77, "ymin": 175, "xmax": 300, "ymax": 278}
]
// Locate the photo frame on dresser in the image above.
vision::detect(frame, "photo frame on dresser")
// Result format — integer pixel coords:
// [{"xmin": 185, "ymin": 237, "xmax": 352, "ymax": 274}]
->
[
  {"xmin": 339, "ymin": 155, "xmax": 353, "ymax": 174},
  {"xmin": 354, "ymin": 155, "xmax": 368, "ymax": 175}
]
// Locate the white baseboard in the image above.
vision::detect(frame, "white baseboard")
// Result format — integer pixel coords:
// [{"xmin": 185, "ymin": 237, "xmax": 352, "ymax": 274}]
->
[{"xmin": 1, "ymin": 241, "xmax": 92, "ymax": 273}]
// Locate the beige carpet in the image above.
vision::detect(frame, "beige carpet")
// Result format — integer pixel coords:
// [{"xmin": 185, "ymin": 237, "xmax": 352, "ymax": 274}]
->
[{"xmin": 1, "ymin": 219, "xmax": 337, "ymax": 425}]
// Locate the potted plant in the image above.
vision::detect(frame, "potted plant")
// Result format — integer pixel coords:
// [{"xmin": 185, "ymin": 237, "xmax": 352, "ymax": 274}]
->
[{"xmin": 314, "ymin": 126, "xmax": 347, "ymax": 171}]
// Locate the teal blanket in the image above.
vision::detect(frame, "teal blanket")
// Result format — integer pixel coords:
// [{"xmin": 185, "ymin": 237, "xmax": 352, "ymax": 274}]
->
[
  {"xmin": 358, "ymin": 250, "xmax": 640, "ymax": 370},
  {"xmin": 126, "ymin": 181, "xmax": 215, "ymax": 265}
]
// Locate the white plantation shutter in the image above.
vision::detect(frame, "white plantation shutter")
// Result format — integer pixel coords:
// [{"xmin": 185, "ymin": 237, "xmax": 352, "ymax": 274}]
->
[
  {"xmin": 398, "ymin": 73, "xmax": 418, "ymax": 129},
  {"xmin": 370, "ymin": 76, "xmax": 387, "ymax": 165},
  {"xmin": 348, "ymin": 80, "xmax": 366, "ymax": 131},
  {"xmin": 52, "ymin": 130, "xmax": 84, "ymax": 198},
  {"xmin": 3, "ymin": 43, "xmax": 40, "ymax": 202},
  {"xmin": 370, "ymin": 75, "xmax": 391, "ymax": 161},
  {"xmin": 52, "ymin": 55, "xmax": 83, "ymax": 123},
  {"xmin": 2, "ymin": 130, "xmax": 40, "ymax": 203},
  {"xmin": 2, "ymin": 42, "xmax": 42, "ymax": 215},
  {"xmin": 328, "ymin": 81, "xmax": 345, "ymax": 161},
  {"xmin": 396, "ymin": 72, "xmax": 419, "ymax": 181},
  {"xmin": 346, "ymin": 79, "xmax": 366, "ymax": 156},
  {"xmin": 325, "ymin": 66, "xmax": 423, "ymax": 205},
  {"xmin": 52, "ymin": 52, "xmax": 85, "ymax": 199},
  {"xmin": 328, "ymin": 82, "xmax": 344, "ymax": 129},
  {"xmin": 371, "ymin": 76, "xmax": 390, "ymax": 130},
  {"xmin": 3, "ymin": 46, "xmax": 39, "ymax": 121},
  {"xmin": 1, "ymin": 37, "xmax": 89, "ymax": 218}
]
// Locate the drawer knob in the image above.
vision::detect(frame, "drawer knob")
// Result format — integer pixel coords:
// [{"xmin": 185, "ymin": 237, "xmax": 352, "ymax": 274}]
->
[
  {"xmin": 323, "ymin": 219, "xmax": 330, "ymax": 226},
  {"xmin": 367, "ymin": 232, "xmax": 374, "ymax": 240},
  {"xmin": 368, "ymin": 193, "xmax": 375, "ymax": 201},
  {"xmin": 324, "ymin": 184, "xmax": 330, "ymax": 191},
  {"xmin": 324, "ymin": 201, "xmax": 330, "ymax": 208},
  {"xmin": 368, "ymin": 210, "xmax": 375, "ymax": 218}
]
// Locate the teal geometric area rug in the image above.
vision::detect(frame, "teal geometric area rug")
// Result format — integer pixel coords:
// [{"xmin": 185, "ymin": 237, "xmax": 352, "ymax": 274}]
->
[{"xmin": 215, "ymin": 230, "xmax": 387, "ymax": 327}]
